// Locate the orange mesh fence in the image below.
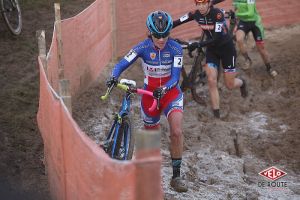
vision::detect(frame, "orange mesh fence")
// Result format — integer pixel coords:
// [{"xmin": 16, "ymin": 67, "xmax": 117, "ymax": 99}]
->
[
  {"xmin": 60, "ymin": 96, "xmax": 136, "ymax": 200},
  {"xmin": 61, "ymin": 0, "xmax": 112, "ymax": 96},
  {"xmin": 38, "ymin": 58, "xmax": 139, "ymax": 200},
  {"xmin": 38, "ymin": 58, "xmax": 65, "ymax": 200}
]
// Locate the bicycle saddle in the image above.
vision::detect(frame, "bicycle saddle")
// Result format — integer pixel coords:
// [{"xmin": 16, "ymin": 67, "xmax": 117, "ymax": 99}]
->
[{"xmin": 120, "ymin": 79, "xmax": 136, "ymax": 87}]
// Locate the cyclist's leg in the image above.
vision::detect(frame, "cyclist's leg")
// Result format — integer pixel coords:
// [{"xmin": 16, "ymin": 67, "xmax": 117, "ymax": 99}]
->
[
  {"xmin": 252, "ymin": 22, "xmax": 277, "ymax": 77},
  {"xmin": 141, "ymin": 95, "xmax": 161, "ymax": 129},
  {"xmin": 252, "ymin": 21, "xmax": 269, "ymax": 63},
  {"xmin": 236, "ymin": 21, "xmax": 248, "ymax": 55},
  {"xmin": 164, "ymin": 91, "xmax": 184, "ymax": 159},
  {"xmin": 204, "ymin": 49, "xmax": 220, "ymax": 117},
  {"xmin": 236, "ymin": 21, "xmax": 252, "ymax": 68},
  {"xmin": 221, "ymin": 42, "xmax": 248, "ymax": 97},
  {"xmin": 221, "ymin": 41, "xmax": 242, "ymax": 89},
  {"xmin": 163, "ymin": 90, "xmax": 187, "ymax": 192}
]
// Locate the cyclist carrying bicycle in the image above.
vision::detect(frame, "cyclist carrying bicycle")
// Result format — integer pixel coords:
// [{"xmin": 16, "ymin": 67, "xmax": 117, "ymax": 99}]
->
[
  {"xmin": 106, "ymin": 11, "xmax": 188, "ymax": 192},
  {"xmin": 173, "ymin": 0, "xmax": 248, "ymax": 118},
  {"xmin": 233, "ymin": 0, "xmax": 278, "ymax": 77}
]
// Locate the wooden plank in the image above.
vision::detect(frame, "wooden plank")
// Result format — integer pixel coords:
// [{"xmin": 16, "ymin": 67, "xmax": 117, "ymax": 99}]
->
[
  {"xmin": 111, "ymin": 0, "xmax": 117, "ymax": 62},
  {"xmin": 36, "ymin": 30, "xmax": 48, "ymax": 77},
  {"xmin": 54, "ymin": 3, "xmax": 65, "ymax": 80}
]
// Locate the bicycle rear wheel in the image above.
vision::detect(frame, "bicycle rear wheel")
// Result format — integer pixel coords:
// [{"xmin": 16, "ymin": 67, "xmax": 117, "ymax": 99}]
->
[
  {"xmin": 1, "ymin": 0, "xmax": 22, "ymax": 35},
  {"xmin": 108, "ymin": 116, "xmax": 134, "ymax": 160},
  {"xmin": 191, "ymin": 54, "xmax": 207, "ymax": 105}
]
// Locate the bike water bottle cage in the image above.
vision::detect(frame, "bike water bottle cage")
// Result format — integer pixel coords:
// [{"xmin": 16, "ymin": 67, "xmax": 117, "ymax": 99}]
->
[{"xmin": 146, "ymin": 11, "xmax": 173, "ymax": 39}]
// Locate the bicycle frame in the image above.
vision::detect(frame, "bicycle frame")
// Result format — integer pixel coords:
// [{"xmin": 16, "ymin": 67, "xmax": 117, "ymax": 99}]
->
[
  {"xmin": 105, "ymin": 91, "xmax": 132, "ymax": 159},
  {"xmin": 101, "ymin": 80, "xmax": 157, "ymax": 160}
]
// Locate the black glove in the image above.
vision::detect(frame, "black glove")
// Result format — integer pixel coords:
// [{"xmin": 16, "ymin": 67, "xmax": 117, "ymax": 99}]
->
[
  {"xmin": 153, "ymin": 87, "xmax": 167, "ymax": 99},
  {"xmin": 229, "ymin": 10, "xmax": 236, "ymax": 20},
  {"xmin": 106, "ymin": 76, "xmax": 118, "ymax": 88},
  {"xmin": 187, "ymin": 42, "xmax": 201, "ymax": 53}
]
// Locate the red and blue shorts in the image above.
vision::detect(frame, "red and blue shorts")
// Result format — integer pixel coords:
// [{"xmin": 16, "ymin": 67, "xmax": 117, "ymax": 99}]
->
[{"xmin": 140, "ymin": 85, "xmax": 183, "ymax": 128}]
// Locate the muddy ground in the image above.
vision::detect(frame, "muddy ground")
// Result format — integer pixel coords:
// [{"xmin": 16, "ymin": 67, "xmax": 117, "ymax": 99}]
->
[
  {"xmin": 0, "ymin": 0, "xmax": 94, "ymax": 199},
  {"xmin": 73, "ymin": 25, "xmax": 300, "ymax": 200}
]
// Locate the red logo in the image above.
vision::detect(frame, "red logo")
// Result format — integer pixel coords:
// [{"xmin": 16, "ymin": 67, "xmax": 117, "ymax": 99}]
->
[{"xmin": 259, "ymin": 166, "xmax": 287, "ymax": 181}]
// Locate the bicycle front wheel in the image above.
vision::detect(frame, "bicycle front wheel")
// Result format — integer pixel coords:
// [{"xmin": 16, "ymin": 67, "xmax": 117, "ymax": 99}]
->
[
  {"xmin": 1, "ymin": 0, "xmax": 22, "ymax": 35},
  {"xmin": 112, "ymin": 116, "xmax": 134, "ymax": 160},
  {"xmin": 191, "ymin": 54, "xmax": 207, "ymax": 105}
]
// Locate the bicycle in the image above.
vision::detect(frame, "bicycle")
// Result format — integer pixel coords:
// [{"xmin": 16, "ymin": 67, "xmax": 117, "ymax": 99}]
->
[
  {"xmin": 1, "ymin": 0, "xmax": 22, "ymax": 35},
  {"xmin": 174, "ymin": 37, "xmax": 207, "ymax": 105},
  {"xmin": 100, "ymin": 79, "xmax": 157, "ymax": 160}
]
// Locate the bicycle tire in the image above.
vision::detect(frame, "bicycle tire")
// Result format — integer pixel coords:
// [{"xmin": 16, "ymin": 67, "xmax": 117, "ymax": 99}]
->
[
  {"xmin": 1, "ymin": 0, "xmax": 22, "ymax": 35},
  {"xmin": 191, "ymin": 54, "xmax": 207, "ymax": 105},
  {"xmin": 109, "ymin": 116, "xmax": 134, "ymax": 160}
]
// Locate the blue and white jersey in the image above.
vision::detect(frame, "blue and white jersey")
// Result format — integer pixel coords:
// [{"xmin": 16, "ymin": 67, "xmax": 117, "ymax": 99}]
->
[{"xmin": 112, "ymin": 38, "xmax": 183, "ymax": 90}]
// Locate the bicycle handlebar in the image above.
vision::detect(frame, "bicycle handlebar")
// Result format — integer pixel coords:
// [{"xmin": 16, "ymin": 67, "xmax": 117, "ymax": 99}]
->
[
  {"xmin": 174, "ymin": 38, "xmax": 189, "ymax": 48},
  {"xmin": 224, "ymin": 10, "xmax": 236, "ymax": 20},
  {"xmin": 101, "ymin": 83, "xmax": 158, "ymax": 112},
  {"xmin": 174, "ymin": 38, "xmax": 202, "ymax": 58}
]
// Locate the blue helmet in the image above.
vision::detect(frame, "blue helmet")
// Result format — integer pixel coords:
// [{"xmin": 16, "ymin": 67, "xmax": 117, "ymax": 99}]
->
[{"xmin": 146, "ymin": 11, "xmax": 173, "ymax": 38}]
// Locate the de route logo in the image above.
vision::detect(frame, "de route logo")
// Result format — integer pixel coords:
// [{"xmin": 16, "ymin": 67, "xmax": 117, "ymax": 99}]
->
[{"xmin": 258, "ymin": 166, "xmax": 288, "ymax": 188}]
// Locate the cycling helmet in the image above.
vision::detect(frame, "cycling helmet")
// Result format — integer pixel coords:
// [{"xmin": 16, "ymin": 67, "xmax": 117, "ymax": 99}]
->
[{"xmin": 146, "ymin": 11, "xmax": 173, "ymax": 39}]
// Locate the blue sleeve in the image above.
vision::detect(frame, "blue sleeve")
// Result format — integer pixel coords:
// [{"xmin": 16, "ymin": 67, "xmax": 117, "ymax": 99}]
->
[
  {"xmin": 164, "ymin": 44, "xmax": 183, "ymax": 90},
  {"xmin": 165, "ymin": 67, "xmax": 182, "ymax": 90},
  {"xmin": 111, "ymin": 44, "xmax": 143, "ymax": 78}
]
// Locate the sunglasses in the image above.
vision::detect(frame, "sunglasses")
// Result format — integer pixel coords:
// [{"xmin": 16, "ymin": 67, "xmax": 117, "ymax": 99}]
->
[{"xmin": 152, "ymin": 32, "xmax": 170, "ymax": 39}]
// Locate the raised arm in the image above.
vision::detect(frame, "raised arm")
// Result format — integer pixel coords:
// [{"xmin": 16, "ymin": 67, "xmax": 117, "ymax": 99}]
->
[{"xmin": 173, "ymin": 12, "xmax": 195, "ymax": 29}]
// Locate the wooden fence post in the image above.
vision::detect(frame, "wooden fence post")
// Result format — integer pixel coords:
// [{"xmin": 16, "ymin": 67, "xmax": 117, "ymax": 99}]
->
[
  {"xmin": 36, "ymin": 30, "xmax": 48, "ymax": 77},
  {"xmin": 54, "ymin": 3, "xmax": 72, "ymax": 114},
  {"xmin": 135, "ymin": 129, "xmax": 163, "ymax": 200},
  {"xmin": 111, "ymin": 0, "xmax": 117, "ymax": 62},
  {"xmin": 36, "ymin": 29, "xmax": 48, "ymax": 176}
]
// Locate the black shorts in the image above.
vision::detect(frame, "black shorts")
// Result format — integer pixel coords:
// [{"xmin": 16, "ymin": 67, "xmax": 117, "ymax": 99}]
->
[
  {"xmin": 237, "ymin": 20, "xmax": 264, "ymax": 42},
  {"xmin": 206, "ymin": 41, "xmax": 237, "ymax": 73}
]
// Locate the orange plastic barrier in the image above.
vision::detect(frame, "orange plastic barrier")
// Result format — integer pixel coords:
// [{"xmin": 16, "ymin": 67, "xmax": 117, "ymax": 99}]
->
[
  {"xmin": 37, "ymin": 0, "xmax": 300, "ymax": 199},
  {"xmin": 38, "ymin": 58, "xmax": 138, "ymax": 200}
]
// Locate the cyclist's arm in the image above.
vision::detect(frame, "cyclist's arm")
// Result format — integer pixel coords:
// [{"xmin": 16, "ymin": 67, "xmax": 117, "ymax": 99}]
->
[
  {"xmin": 173, "ymin": 12, "xmax": 195, "ymax": 29},
  {"xmin": 235, "ymin": 1, "xmax": 255, "ymax": 18},
  {"xmin": 111, "ymin": 48, "xmax": 140, "ymax": 78},
  {"xmin": 164, "ymin": 52, "xmax": 183, "ymax": 91}
]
